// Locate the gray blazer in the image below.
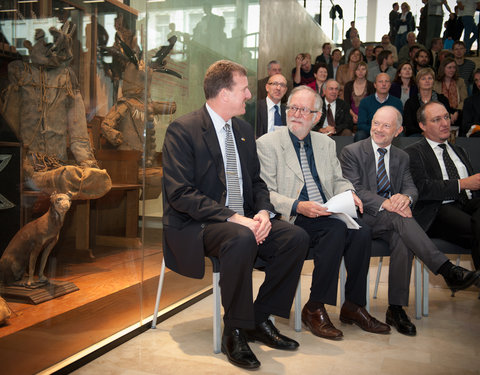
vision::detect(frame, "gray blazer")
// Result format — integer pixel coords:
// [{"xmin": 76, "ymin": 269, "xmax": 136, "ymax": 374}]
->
[
  {"xmin": 339, "ymin": 138, "xmax": 418, "ymax": 217},
  {"xmin": 256, "ymin": 127, "xmax": 354, "ymax": 223}
]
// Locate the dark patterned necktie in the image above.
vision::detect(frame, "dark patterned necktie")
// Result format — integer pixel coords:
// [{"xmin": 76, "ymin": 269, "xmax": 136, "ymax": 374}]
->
[
  {"xmin": 376, "ymin": 148, "xmax": 391, "ymax": 198},
  {"xmin": 438, "ymin": 144, "xmax": 469, "ymax": 206},
  {"xmin": 327, "ymin": 104, "xmax": 335, "ymax": 127},
  {"xmin": 299, "ymin": 141, "xmax": 324, "ymax": 203},
  {"xmin": 224, "ymin": 124, "xmax": 244, "ymax": 215},
  {"xmin": 274, "ymin": 105, "xmax": 282, "ymax": 125}
]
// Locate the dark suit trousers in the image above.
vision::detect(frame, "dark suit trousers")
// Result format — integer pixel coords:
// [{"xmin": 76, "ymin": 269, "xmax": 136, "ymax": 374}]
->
[
  {"xmin": 364, "ymin": 211, "xmax": 448, "ymax": 306},
  {"xmin": 294, "ymin": 215, "xmax": 371, "ymax": 307},
  {"xmin": 203, "ymin": 219, "xmax": 309, "ymax": 330},
  {"xmin": 427, "ymin": 198, "xmax": 480, "ymax": 270}
]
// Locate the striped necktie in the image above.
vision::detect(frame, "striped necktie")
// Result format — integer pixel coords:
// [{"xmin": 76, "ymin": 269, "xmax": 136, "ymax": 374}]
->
[
  {"xmin": 299, "ymin": 140, "xmax": 324, "ymax": 203},
  {"xmin": 376, "ymin": 148, "xmax": 391, "ymax": 198},
  {"xmin": 224, "ymin": 124, "xmax": 244, "ymax": 215}
]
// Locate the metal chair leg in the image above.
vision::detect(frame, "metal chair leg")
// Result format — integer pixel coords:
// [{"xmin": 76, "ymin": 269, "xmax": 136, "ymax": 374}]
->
[
  {"xmin": 366, "ymin": 269, "xmax": 370, "ymax": 313},
  {"xmin": 373, "ymin": 257, "xmax": 383, "ymax": 299},
  {"xmin": 423, "ymin": 264, "xmax": 429, "ymax": 317},
  {"xmin": 340, "ymin": 257, "xmax": 346, "ymax": 306},
  {"xmin": 151, "ymin": 258, "xmax": 166, "ymax": 329},
  {"xmin": 294, "ymin": 278, "xmax": 302, "ymax": 332},
  {"xmin": 414, "ymin": 258, "xmax": 422, "ymax": 320},
  {"xmin": 212, "ymin": 270, "xmax": 221, "ymax": 354}
]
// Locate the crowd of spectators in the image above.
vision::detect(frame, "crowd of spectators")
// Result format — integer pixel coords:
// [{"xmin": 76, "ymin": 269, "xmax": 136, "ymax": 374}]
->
[{"xmin": 254, "ymin": 4, "xmax": 479, "ymax": 140}]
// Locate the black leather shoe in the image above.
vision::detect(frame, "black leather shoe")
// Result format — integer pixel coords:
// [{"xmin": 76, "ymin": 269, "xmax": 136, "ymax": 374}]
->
[
  {"xmin": 221, "ymin": 328, "xmax": 260, "ymax": 370},
  {"xmin": 386, "ymin": 307, "xmax": 416, "ymax": 336},
  {"xmin": 443, "ymin": 266, "xmax": 480, "ymax": 296},
  {"xmin": 245, "ymin": 320, "xmax": 299, "ymax": 350}
]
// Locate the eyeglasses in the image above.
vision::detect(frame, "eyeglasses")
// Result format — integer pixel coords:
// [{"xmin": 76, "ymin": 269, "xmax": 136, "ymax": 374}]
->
[
  {"xmin": 286, "ymin": 105, "xmax": 318, "ymax": 116},
  {"xmin": 267, "ymin": 82, "xmax": 287, "ymax": 88},
  {"xmin": 429, "ymin": 114, "xmax": 451, "ymax": 124}
]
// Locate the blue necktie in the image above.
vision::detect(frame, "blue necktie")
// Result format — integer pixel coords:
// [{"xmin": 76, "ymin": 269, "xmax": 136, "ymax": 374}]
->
[
  {"xmin": 376, "ymin": 148, "xmax": 391, "ymax": 198},
  {"xmin": 274, "ymin": 105, "xmax": 283, "ymax": 125}
]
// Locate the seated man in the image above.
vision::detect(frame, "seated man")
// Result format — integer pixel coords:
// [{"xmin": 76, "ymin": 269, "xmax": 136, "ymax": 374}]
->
[
  {"xmin": 254, "ymin": 73, "xmax": 288, "ymax": 137},
  {"xmin": 356, "ymin": 73, "xmax": 403, "ymax": 142},
  {"xmin": 162, "ymin": 60, "xmax": 309, "ymax": 370},
  {"xmin": 340, "ymin": 106, "xmax": 480, "ymax": 336},
  {"xmin": 313, "ymin": 79, "xmax": 353, "ymax": 136},
  {"xmin": 257, "ymin": 60, "xmax": 289, "ymax": 101},
  {"xmin": 405, "ymin": 101, "xmax": 480, "ymax": 271},
  {"xmin": 257, "ymin": 85, "xmax": 390, "ymax": 341},
  {"xmin": 367, "ymin": 50, "xmax": 397, "ymax": 82}
]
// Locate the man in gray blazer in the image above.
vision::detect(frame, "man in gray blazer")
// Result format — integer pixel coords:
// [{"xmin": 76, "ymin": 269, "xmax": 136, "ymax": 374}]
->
[
  {"xmin": 339, "ymin": 105, "xmax": 480, "ymax": 336},
  {"xmin": 257, "ymin": 86, "xmax": 390, "ymax": 341}
]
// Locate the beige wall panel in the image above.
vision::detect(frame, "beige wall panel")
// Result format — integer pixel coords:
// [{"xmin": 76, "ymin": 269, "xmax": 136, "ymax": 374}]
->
[{"xmin": 258, "ymin": 0, "xmax": 332, "ymax": 84}]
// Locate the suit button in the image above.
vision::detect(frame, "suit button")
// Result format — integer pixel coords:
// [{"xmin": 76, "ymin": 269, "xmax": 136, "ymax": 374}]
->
[{"xmin": 201, "ymin": 223, "xmax": 206, "ymax": 228}]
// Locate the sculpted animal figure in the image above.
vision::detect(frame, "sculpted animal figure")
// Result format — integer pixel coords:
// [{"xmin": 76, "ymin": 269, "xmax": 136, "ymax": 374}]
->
[{"xmin": 0, "ymin": 192, "xmax": 72, "ymax": 287}]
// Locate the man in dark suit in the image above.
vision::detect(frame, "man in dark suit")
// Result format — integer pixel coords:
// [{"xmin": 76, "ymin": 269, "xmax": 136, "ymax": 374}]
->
[
  {"xmin": 405, "ymin": 101, "xmax": 480, "ymax": 271},
  {"xmin": 340, "ymin": 105, "xmax": 480, "ymax": 336},
  {"xmin": 254, "ymin": 73, "xmax": 287, "ymax": 137},
  {"xmin": 257, "ymin": 60, "xmax": 287, "ymax": 101},
  {"xmin": 313, "ymin": 79, "xmax": 353, "ymax": 136},
  {"xmin": 162, "ymin": 60, "xmax": 309, "ymax": 370}
]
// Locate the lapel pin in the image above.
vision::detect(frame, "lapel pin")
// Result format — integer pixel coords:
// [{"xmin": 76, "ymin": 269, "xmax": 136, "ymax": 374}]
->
[{"xmin": 241, "ymin": 137, "xmax": 246, "ymax": 141}]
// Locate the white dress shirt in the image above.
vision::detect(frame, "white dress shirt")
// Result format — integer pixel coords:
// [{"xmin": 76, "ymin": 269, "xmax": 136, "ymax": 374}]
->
[
  {"xmin": 266, "ymin": 96, "xmax": 283, "ymax": 133},
  {"xmin": 426, "ymin": 138, "xmax": 471, "ymax": 202}
]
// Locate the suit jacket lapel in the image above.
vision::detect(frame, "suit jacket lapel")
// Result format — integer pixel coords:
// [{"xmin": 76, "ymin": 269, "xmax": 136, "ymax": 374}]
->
[
  {"xmin": 232, "ymin": 118, "xmax": 250, "ymax": 183},
  {"xmin": 389, "ymin": 146, "xmax": 401, "ymax": 193},
  {"xmin": 312, "ymin": 135, "xmax": 328, "ymax": 187},
  {"xmin": 201, "ymin": 106, "xmax": 226, "ymax": 189},
  {"xmin": 450, "ymin": 142, "xmax": 474, "ymax": 176},
  {"xmin": 280, "ymin": 130, "xmax": 303, "ymax": 181},
  {"xmin": 420, "ymin": 138, "xmax": 444, "ymax": 179},
  {"xmin": 361, "ymin": 139, "xmax": 377, "ymax": 191}
]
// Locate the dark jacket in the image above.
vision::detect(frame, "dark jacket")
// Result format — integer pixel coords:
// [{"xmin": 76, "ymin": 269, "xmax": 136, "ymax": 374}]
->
[
  {"xmin": 313, "ymin": 98, "xmax": 353, "ymax": 135},
  {"xmin": 405, "ymin": 137, "xmax": 479, "ymax": 231},
  {"xmin": 162, "ymin": 105, "xmax": 274, "ymax": 278}
]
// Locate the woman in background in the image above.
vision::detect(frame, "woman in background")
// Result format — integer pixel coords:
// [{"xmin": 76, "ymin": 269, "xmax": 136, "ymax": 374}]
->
[
  {"xmin": 433, "ymin": 57, "xmax": 467, "ymax": 130},
  {"xmin": 336, "ymin": 48, "xmax": 363, "ymax": 99},
  {"xmin": 390, "ymin": 61, "xmax": 418, "ymax": 105},
  {"xmin": 403, "ymin": 68, "xmax": 452, "ymax": 136},
  {"xmin": 307, "ymin": 63, "xmax": 329, "ymax": 96},
  {"xmin": 343, "ymin": 61, "xmax": 374, "ymax": 126}
]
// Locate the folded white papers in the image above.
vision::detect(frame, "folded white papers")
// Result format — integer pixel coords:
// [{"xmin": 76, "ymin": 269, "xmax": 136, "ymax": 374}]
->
[{"xmin": 322, "ymin": 191, "xmax": 360, "ymax": 230}]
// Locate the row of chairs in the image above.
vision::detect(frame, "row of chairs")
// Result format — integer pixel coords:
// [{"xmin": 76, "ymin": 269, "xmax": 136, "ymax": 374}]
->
[{"xmin": 152, "ymin": 237, "xmax": 471, "ymax": 354}]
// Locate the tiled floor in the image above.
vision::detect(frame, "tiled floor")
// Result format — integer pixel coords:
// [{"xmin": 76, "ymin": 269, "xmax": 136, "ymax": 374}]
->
[{"xmin": 73, "ymin": 259, "xmax": 480, "ymax": 375}]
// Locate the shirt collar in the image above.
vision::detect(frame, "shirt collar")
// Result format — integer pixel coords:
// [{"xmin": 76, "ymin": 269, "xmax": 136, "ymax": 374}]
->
[
  {"xmin": 289, "ymin": 130, "xmax": 312, "ymax": 148},
  {"xmin": 375, "ymin": 93, "xmax": 390, "ymax": 103},
  {"xmin": 325, "ymin": 98, "xmax": 336, "ymax": 106},
  {"xmin": 371, "ymin": 138, "xmax": 392, "ymax": 153},
  {"xmin": 266, "ymin": 96, "xmax": 278, "ymax": 110},
  {"xmin": 206, "ymin": 103, "xmax": 231, "ymax": 133},
  {"xmin": 425, "ymin": 137, "xmax": 448, "ymax": 150}
]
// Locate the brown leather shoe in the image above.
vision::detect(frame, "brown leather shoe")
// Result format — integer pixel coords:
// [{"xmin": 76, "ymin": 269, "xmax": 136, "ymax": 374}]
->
[
  {"xmin": 301, "ymin": 304, "xmax": 343, "ymax": 340},
  {"xmin": 340, "ymin": 300, "xmax": 390, "ymax": 334}
]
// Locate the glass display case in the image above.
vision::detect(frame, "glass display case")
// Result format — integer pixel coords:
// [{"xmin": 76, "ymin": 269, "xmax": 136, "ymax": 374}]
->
[{"xmin": 0, "ymin": 1, "xmax": 259, "ymax": 373}]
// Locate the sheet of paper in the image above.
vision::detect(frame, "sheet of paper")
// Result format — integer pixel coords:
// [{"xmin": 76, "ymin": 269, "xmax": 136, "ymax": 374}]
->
[{"xmin": 323, "ymin": 190, "xmax": 358, "ymax": 219}]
